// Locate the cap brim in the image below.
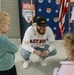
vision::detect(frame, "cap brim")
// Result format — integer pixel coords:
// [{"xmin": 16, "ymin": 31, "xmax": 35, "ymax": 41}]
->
[{"xmin": 40, "ymin": 24, "xmax": 46, "ymax": 27}]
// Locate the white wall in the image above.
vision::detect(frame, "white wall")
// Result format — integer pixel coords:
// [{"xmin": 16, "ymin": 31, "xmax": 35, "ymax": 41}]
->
[
  {"xmin": 1, "ymin": 0, "xmax": 20, "ymax": 38},
  {"xmin": 0, "ymin": 0, "xmax": 1, "ymax": 11}
]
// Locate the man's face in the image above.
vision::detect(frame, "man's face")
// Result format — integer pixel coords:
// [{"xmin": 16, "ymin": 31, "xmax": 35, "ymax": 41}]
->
[{"xmin": 36, "ymin": 25, "xmax": 46, "ymax": 35}]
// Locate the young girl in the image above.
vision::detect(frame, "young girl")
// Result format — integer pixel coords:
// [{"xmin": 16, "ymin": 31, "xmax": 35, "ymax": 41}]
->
[
  {"xmin": 0, "ymin": 11, "xmax": 18, "ymax": 75},
  {"xmin": 53, "ymin": 33, "xmax": 74, "ymax": 75}
]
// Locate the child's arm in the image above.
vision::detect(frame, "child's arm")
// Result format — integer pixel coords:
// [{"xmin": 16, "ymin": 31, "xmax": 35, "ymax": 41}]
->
[
  {"xmin": 53, "ymin": 67, "xmax": 59, "ymax": 75},
  {"xmin": 6, "ymin": 38, "xmax": 18, "ymax": 53}
]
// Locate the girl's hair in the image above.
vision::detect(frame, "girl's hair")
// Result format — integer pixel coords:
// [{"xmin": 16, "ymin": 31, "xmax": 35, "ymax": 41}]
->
[
  {"xmin": 0, "ymin": 11, "xmax": 10, "ymax": 25},
  {"xmin": 64, "ymin": 33, "xmax": 74, "ymax": 61}
]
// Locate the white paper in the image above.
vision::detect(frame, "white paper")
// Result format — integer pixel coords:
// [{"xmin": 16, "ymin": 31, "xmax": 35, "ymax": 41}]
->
[{"xmin": 71, "ymin": 7, "xmax": 74, "ymax": 20}]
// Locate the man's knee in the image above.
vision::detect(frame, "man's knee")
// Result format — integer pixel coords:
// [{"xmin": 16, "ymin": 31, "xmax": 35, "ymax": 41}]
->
[
  {"xmin": 52, "ymin": 50, "xmax": 57, "ymax": 55},
  {"xmin": 47, "ymin": 50, "xmax": 57, "ymax": 57},
  {"xmin": 21, "ymin": 49, "xmax": 31, "ymax": 60}
]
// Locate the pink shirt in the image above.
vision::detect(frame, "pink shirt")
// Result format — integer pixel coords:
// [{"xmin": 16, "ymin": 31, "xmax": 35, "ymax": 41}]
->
[{"xmin": 53, "ymin": 61, "xmax": 74, "ymax": 75}]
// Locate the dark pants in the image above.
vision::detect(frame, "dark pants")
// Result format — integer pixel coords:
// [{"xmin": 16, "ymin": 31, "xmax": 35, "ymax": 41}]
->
[
  {"xmin": 0, "ymin": 65, "xmax": 17, "ymax": 75},
  {"xmin": 21, "ymin": 45, "xmax": 57, "ymax": 61}
]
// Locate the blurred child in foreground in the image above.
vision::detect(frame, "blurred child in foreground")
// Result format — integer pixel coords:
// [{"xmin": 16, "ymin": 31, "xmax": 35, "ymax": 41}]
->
[
  {"xmin": 53, "ymin": 33, "xmax": 74, "ymax": 75},
  {"xmin": 0, "ymin": 11, "xmax": 18, "ymax": 75}
]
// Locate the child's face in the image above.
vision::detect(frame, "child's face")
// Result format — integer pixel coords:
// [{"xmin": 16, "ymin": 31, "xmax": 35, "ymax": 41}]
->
[{"xmin": 1, "ymin": 20, "xmax": 10, "ymax": 33}]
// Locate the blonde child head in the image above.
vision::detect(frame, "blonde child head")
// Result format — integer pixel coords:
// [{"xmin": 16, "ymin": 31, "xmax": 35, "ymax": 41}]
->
[
  {"xmin": 0, "ymin": 11, "xmax": 10, "ymax": 34},
  {"xmin": 0, "ymin": 11, "xmax": 10, "ymax": 25},
  {"xmin": 64, "ymin": 33, "xmax": 74, "ymax": 61}
]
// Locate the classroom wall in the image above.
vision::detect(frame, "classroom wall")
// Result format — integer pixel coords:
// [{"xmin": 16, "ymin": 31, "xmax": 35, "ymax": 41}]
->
[{"xmin": 1, "ymin": 0, "xmax": 20, "ymax": 39}]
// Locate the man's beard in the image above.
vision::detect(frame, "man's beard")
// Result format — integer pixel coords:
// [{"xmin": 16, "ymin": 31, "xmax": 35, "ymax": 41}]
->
[{"xmin": 37, "ymin": 28, "xmax": 46, "ymax": 35}]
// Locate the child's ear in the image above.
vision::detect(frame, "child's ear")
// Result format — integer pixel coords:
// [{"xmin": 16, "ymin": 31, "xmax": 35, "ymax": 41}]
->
[{"xmin": 0, "ymin": 25, "xmax": 4, "ymax": 30}]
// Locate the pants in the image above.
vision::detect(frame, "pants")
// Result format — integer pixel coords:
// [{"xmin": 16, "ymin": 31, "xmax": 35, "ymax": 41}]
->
[
  {"xmin": 0, "ymin": 65, "xmax": 17, "ymax": 75},
  {"xmin": 21, "ymin": 45, "xmax": 57, "ymax": 61}
]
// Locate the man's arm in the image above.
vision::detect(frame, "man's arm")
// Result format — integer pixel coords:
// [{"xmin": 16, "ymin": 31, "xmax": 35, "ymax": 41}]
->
[
  {"xmin": 47, "ymin": 27, "xmax": 56, "ymax": 52},
  {"xmin": 22, "ymin": 40, "xmax": 35, "ymax": 53},
  {"xmin": 22, "ymin": 26, "xmax": 36, "ymax": 53}
]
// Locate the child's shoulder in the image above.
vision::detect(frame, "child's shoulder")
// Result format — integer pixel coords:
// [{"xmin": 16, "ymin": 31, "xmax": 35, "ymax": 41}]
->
[
  {"xmin": 60, "ymin": 61, "xmax": 74, "ymax": 65},
  {"xmin": 1, "ymin": 35, "xmax": 8, "ymax": 39},
  {"xmin": 0, "ymin": 35, "xmax": 10, "ymax": 42},
  {"xmin": 0, "ymin": 35, "xmax": 7, "ymax": 39}
]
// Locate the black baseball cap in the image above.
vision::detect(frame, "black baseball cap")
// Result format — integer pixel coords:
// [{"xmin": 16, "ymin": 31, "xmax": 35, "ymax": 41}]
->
[{"xmin": 36, "ymin": 17, "xmax": 47, "ymax": 27}]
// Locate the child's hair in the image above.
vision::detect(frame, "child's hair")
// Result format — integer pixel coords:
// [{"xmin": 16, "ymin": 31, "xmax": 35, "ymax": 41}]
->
[
  {"xmin": 64, "ymin": 33, "xmax": 74, "ymax": 61},
  {"xmin": 0, "ymin": 11, "xmax": 10, "ymax": 25}
]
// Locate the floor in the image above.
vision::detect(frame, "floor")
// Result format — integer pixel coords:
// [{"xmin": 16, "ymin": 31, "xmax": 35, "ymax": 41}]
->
[{"xmin": 13, "ymin": 39, "xmax": 67, "ymax": 75}]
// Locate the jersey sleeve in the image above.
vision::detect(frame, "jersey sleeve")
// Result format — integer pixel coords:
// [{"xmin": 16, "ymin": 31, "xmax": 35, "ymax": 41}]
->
[
  {"xmin": 22, "ymin": 26, "xmax": 35, "ymax": 53},
  {"xmin": 47, "ymin": 27, "xmax": 56, "ymax": 52}
]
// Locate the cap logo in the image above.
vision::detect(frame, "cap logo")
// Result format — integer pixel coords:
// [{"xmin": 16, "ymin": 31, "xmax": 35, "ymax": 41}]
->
[{"xmin": 41, "ymin": 21, "xmax": 45, "ymax": 23}]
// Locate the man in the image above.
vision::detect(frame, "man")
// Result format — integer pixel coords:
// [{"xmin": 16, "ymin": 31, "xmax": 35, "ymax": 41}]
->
[{"xmin": 21, "ymin": 17, "xmax": 57, "ymax": 68}]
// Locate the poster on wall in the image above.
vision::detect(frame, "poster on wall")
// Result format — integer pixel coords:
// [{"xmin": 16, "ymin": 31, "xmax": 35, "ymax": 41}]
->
[
  {"xmin": 18, "ymin": 0, "xmax": 73, "ymax": 41},
  {"xmin": 18, "ymin": 0, "xmax": 36, "ymax": 42},
  {"xmin": 36, "ymin": 0, "xmax": 73, "ymax": 39}
]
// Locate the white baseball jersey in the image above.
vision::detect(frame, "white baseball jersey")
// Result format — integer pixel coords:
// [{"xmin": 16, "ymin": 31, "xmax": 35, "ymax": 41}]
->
[{"xmin": 22, "ymin": 23, "xmax": 55, "ymax": 53}]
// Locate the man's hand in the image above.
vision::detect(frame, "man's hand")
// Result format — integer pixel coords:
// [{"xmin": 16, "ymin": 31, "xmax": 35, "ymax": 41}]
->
[
  {"xmin": 33, "ymin": 50, "xmax": 42, "ymax": 57},
  {"xmin": 41, "ymin": 50, "xmax": 49, "ymax": 57}
]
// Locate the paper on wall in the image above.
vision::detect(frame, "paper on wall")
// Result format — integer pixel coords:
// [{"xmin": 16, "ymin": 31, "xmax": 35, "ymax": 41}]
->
[{"xmin": 71, "ymin": 7, "xmax": 74, "ymax": 21}]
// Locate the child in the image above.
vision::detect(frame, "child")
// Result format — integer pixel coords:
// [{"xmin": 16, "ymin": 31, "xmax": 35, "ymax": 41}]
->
[
  {"xmin": 53, "ymin": 33, "xmax": 74, "ymax": 75},
  {"xmin": 0, "ymin": 11, "xmax": 18, "ymax": 75}
]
